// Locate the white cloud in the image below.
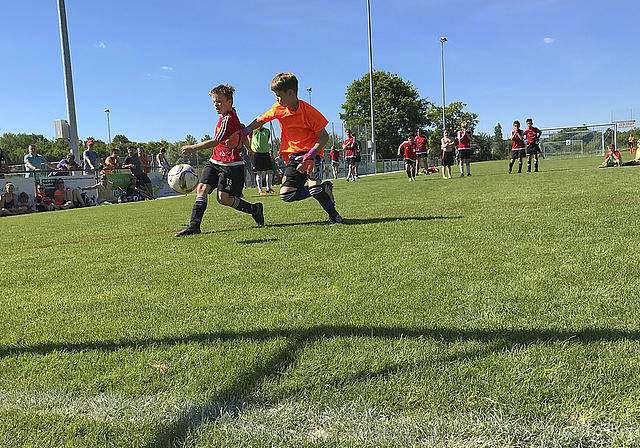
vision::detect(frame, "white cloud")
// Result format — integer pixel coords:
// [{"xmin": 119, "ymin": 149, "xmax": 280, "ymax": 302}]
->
[
  {"xmin": 99, "ymin": 42, "xmax": 106, "ymax": 48},
  {"xmin": 161, "ymin": 66, "xmax": 173, "ymax": 71},
  {"xmin": 543, "ymin": 38, "xmax": 554, "ymax": 44}
]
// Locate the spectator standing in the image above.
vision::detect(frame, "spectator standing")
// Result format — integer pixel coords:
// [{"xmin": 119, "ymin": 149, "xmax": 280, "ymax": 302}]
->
[
  {"xmin": 441, "ymin": 129, "xmax": 455, "ymax": 179},
  {"xmin": 82, "ymin": 140, "xmax": 99, "ymax": 176},
  {"xmin": 0, "ymin": 147, "xmax": 10, "ymax": 178},
  {"xmin": 24, "ymin": 144, "xmax": 57, "ymax": 178},
  {"xmin": 137, "ymin": 147, "xmax": 152, "ymax": 174},
  {"xmin": 103, "ymin": 148, "xmax": 122, "ymax": 174},
  {"xmin": 156, "ymin": 148, "xmax": 170, "ymax": 179},
  {"xmin": 250, "ymin": 125, "xmax": 276, "ymax": 195},
  {"xmin": 456, "ymin": 122, "xmax": 472, "ymax": 177}
]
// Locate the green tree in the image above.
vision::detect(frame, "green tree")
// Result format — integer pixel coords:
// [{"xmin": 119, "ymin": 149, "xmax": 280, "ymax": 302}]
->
[
  {"xmin": 112, "ymin": 134, "xmax": 131, "ymax": 145},
  {"xmin": 340, "ymin": 71, "xmax": 433, "ymax": 158},
  {"xmin": 426, "ymin": 102, "xmax": 478, "ymax": 136}
]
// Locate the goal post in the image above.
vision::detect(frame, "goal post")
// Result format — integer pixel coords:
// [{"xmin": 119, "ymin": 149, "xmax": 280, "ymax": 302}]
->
[{"xmin": 538, "ymin": 123, "xmax": 616, "ymax": 159}]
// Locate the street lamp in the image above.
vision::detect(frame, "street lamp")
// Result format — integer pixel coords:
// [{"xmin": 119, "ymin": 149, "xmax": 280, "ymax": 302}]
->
[
  {"xmin": 103, "ymin": 109, "xmax": 111, "ymax": 151},
  {"xmin": 306, "ymin": 87, "xmax": 312, "ymax": 104},
  {"xmin": 440, "ymin": 37, "xmax": 447, "ymax": 132}
]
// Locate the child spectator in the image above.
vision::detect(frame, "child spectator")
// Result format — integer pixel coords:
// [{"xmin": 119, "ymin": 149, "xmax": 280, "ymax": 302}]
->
[
  {"xmin": 16, "ymin": 192, "xmax": 36, "ymax": 213},
  {"xmin": 156, "ymin": 148, "xmax": 170, "ymax": 179},
  {"xmin": 125, "ymin": 176, "xmax": 153, "ymax": 201},
  {"xmin": 600, "ymin": 144, "xmax": 621, "ymax": 167},
  {"xmin": 441, "ymin": 129, "xmax": 455, "ymax": 179},
  {"xmin": 227, "ymin": 72, "xmax": 341, "ymax": 225}
]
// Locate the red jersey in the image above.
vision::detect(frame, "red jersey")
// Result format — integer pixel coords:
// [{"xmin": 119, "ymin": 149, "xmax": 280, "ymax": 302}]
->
[
  {"xmin": 259, "ymin": 100, "xmax": 329, "ymax": 162},
  {"xmin": 210, "ymin": 110, "xmax": 245, "ymax": 166},
  {"xmin": 457, "ymin": 130, "xmax": 471, "ymax": 149},
  {"xmin": 511, "ymin": 129, "xmax": 525, "ymax": 149},
  {"xmin": 400, "ymin": 141, "xmax": 417, "ymax": 160},
  {"xmin": 414, "ymin": 135, "xmax": 428, "ymax": 153},
  {"xmin": 523, "ymin": 127, "xmax": 541, "ymax": 145},
  {"xmin": 330, "ymin": 149, "xmax": 340, "ymax": 162},
  {"xmin": 343, "ymin": 137, "xmax": 356, "ymax": 157}
]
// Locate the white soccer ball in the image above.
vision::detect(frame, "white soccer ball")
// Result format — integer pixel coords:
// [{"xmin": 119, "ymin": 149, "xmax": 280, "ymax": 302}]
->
[{"xmin": 167, "ymin": 164, "xmax": 199, "ymax": 194}]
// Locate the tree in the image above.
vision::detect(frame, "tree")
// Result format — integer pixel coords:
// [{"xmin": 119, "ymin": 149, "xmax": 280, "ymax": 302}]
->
[
  {"xmin": 341, "ymin": 71, "xmax": 433, "ymax": 158},
  {"xmin": 112, "ymin": 134, "xmax": 131, "ymax": 145},
  {"xmin": 425, "ymin": 102, "xmax": 478, "ymax": 136}
]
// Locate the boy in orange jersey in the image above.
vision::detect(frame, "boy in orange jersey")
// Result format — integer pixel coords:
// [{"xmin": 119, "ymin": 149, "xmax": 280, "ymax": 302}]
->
[
  {"xmin": 175, "ymin": 84, "xmax": 264, "ymax": 236},
  {"xmin": 227, "ymin": 72, "xmax": 341, "ymax": 225}
]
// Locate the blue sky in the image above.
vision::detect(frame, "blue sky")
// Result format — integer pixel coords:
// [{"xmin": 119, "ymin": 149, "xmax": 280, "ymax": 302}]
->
[{"xmin": 1, "ymin": 0, "xmax": 638, "ymax": 146}]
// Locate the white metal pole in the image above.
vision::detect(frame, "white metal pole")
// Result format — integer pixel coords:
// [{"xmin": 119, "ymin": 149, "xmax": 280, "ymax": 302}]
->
[
  {"xmin": 440, "ymin": 37, "xmax": 447, "ymax": 131},
  {"xmin": 57, "ymin": 0, "xmax": 80, "ymax": 160},
  {"xmin": 367, "ymin": 0, "xmax": 376, "ymax": 165}
]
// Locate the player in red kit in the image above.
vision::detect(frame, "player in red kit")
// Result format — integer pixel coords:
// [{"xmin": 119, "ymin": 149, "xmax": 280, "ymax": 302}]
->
[
  {"xmin": 175, "ymin": 84, "xmax": 264, "ymax": 236},
  {"xmin": 397, "ymin": 134, "xmax": 418, "ymax": 181},
  {"xmin": 414, "ymin": 128, "xmax": 430, "ymax": 175},
  {"xmin": 523, "ymin": 118, "xmax": 543, "ymax": 172},
  {"xmin": 457, "ymin": 122, "xmax": 472, "ymax": 177},
  {"xmin": 508, "ymin": 120, "xmax": 526, "ymax": 174}
]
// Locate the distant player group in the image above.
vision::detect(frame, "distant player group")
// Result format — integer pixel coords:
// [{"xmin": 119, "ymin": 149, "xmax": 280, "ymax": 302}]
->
[
  {"xmin": 175, "ymin": 72, "xmax": 341, "ymax": 237},
  {"xmin": 508, "ymin": 118, "xmax": 542, "ymax": 174}
]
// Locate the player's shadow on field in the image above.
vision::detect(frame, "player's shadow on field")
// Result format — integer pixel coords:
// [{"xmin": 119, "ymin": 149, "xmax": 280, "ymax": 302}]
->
[
  {"xmin": 266, "ymin": 215, "xmax": 463, "ymax": 228},
  {"xmin": 2, "ymin": 325, "xmax": 639, "ymax": 447}
]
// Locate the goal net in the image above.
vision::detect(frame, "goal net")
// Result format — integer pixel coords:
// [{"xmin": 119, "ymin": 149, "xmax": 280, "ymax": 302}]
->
[{"xmin": 539, "ymin": 124, "xmax": 614, "ymax": 159}]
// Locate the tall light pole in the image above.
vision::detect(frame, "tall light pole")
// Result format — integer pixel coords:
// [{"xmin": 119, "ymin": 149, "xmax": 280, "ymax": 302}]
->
[
  {"xmin": 306, "ymin": 87, "xmax": 312, "ymax": 104},
  {"xmin": 57, "ymin": 0, "xmax": 80, "ymax": 160},
  {"xmin": 440, "ymin": 37, "xmax": 447, "ymax": 132},
  {"xmin": 367, "ymin": 0, "xmax": 376, "ymax": 166},
  {"xmin": 104, "ymin": 109, "xmax": 111, "ymax": 151}
]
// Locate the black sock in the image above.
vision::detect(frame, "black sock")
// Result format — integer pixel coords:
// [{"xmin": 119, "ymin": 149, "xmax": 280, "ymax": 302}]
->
[
  {"xmin": 232, "ymin": 196, "xmax": 254, "ymax": 214},
  {"xmin": 508, "ymin": 161, "xmax": 514, "ymax": 172},
  {"xmin": 190, "ymin": 196, "xmax": 207, "ymax": 226},
  {"xmin": 518, "ymin": 162, "xmax": 522, "ymax": 173}
]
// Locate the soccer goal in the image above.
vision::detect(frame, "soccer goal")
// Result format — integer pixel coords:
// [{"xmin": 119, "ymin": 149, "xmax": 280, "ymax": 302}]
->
[{"xmin": 539, "ymin": 123, "xmax": 615, "ymax": 159}]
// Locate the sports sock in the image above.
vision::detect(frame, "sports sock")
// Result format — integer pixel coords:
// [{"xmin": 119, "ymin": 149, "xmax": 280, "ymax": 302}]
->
[
  {"xmin": 508, "ymin": 161, "xmax": 514, "ymax": 172},
  {"xmin": 266, "ymin": 173, "xmax": 272, "ymax": 191},
  {"xmin": 407, "ymin": 170, "xmax": 412, "ymax": 178},
  {"xmin": 527, "ymin": 161, "xmax": 531, "ymax": 171},
  {"xmin": 309, "ymin": 184, "xmax": 336, "ymax": 216},
  {"xmin": 534, "ymin": 161, "xmax": 539, "ymax": 171},
  {"xmin": 231, "ymin": 196, "xmax": 254, "ymax": 214},
  {"xmin": 518, "ymin": 161, "xmax": 522, "ymax": 173},
  {"xmin": 190, "ymin": 196, "xmax": 208, "ymax": 226},
  {"xmin": 255, "ymin": 173, "xmax": 262, "ymax": 192},
  {"xmin": 466, "ymin": 164, "xmax": 471, "ymax": 175},
  {"xmin": 460, "ymin": 164, "xmax": 464, "ymax": 174}
]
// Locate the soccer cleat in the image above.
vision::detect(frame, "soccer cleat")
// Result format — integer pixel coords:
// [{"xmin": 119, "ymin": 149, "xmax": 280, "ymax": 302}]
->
[
  {"xmin": 467, "ymin": 173, "xmax": 472, "ymax": 176},
  {"xmin": 323, "ymin": 181, "xmax": 335, "ymax": 205},
  {"xmin": 507, "ymin": 171, "xmax": 511, "ymax": 174},
  {"xmin": 355, "ymin": 176, "xmax": 360, "ymax": 180},
  {"xmin": 175, "ymin": 225, "xmax": 201, "ymax": 237},
  {"xmin": 460, "ymin": 173, "xmax": 465, "ymax": 177},
  {"xmin": 259, "ymin": 191, "xmax": 267, "ymax": 195},
  {"xmin": 252, "ymin": 202, "xmax": 264, "ymax": 227},
  {"xmin": 267, "ymin": 189, "xmax": 276, "ymax": 194},
  {"xmin": 329, "ymin": 214, "xmax": 343, "ymax": 226}
]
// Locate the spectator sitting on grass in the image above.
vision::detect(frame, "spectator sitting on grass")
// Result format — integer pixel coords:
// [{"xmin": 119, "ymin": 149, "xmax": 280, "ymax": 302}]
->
[
  {"xmin": 81, "ymin": 174, "xmax": 125, "ymax": 205},
  {"xmin": 125, "ymin": 175, "xmax": 153, "ymax": 201},
  {"xmin": 0, "ymin": 182, "xmax": 25, "ymax": 216},
  {"xmin": 600, "ymin": 144, "xmax": 620, "ymax": 167},
  {"xmin": 16, "ymin": 192, "xmax": 36, "ymax": 213},
  {"xmin": 35, "ymin": 183, "xmax": 61, "ymax": 212},
  {"xmin": 54, "ymin": 178, "xmax": 86, "ymax": 208}
]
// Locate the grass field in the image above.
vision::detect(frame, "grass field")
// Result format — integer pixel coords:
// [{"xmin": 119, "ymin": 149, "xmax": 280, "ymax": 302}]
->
[{"xmin": 2, "ymin": 157, "xmax": 640, "ymax": 447}]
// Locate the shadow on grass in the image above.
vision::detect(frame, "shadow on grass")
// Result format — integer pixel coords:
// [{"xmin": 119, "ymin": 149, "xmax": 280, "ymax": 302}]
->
[{"xmin": 2, "ymin": 325, "xmax": 639, "ymax": 446}]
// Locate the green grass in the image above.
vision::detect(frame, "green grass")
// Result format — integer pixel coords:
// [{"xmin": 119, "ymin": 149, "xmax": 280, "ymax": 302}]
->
[{"xmin": 2, "ymin": 158, "xmax": 640, "ymax": 447}]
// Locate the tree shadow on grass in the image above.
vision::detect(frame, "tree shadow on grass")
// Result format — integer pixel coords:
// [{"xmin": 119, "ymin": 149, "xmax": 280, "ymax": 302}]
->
[{"xmin": 2, "ymin": 325, "xmax": 637, "ymax": 447}]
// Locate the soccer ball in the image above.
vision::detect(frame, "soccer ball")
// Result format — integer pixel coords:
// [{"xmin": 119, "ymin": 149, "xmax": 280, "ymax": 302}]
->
[{"xmin": 167, "ymin": 164, "xmax": 199, "ymax": 194}]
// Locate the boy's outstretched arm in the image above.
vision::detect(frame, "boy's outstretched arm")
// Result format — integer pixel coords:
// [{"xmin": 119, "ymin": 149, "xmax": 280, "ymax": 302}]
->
[{"xmin": 226, "ymin": 118, "xmax": 266, "ymax": 149}]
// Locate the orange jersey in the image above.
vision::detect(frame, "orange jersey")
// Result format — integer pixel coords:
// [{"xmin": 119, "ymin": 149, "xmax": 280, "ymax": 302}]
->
[{"xmin": 259, "ymin": 100, "xmax": 328, "ymax": 162}]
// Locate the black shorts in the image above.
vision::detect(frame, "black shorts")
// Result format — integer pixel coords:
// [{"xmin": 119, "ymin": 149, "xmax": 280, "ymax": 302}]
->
[
  {"xmin": 252, "ymin": 152, "xmax": 272, "ymax": 172},
  {"xmin": 527, "ymin": 144, "xmax": 540, "ymax": 156},
  {"xmin": 442, "ymin": 151, "xmax": 454, "ymax": 166},
  {"xmin": 458, "ymin": 149, "xmax": 472, "ymax": 160},
  {"xmin": 355, "ymin": 153, "xmax": 361, "ymax": 163},
  {"xmin": 134, "ymin": 172, "xmax": 151, "ymax": 185},
  {"xmin": 404, "ymin": 158, "xmax": 416, "ymax": 166},
  {"xmin": 282, "ymin": 153, "xmax": 322, "ymax": 189},
  {"xmin": 345, "ymin": 156, "xmax": 356, "ymax": 166},
  {"xmin": 200, "ymin": 161, "xmax": 244, "ymax": 198},
  {"xmin": 511, "ymin": 149, "xmax": 525, "ymax": 160}
]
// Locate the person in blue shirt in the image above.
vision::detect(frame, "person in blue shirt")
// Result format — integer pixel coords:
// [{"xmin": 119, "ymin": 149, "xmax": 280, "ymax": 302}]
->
[{"xmin": 24, "ymin": 144, "xmax": 57, "ymax": 178}]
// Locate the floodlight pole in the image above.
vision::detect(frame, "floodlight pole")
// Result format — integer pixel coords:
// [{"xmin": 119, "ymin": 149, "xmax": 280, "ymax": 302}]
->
[
  {"xmin": 440, "ymin": 37, "xmax": 447, "ymax": 131},
  {"xmin": 57, "ymin": 0, "xmax": 80, "ymax": 160},
  {"xmin": 104, "ymin": 109, "xmax": 111, "ymax": 151},
  {"xmin": 367, "ymin": 0, "xmax": 376, "ymax": 166},
  {"xmin": 306, "ymin": 87, "xmax": 312, "ymax": 105}
]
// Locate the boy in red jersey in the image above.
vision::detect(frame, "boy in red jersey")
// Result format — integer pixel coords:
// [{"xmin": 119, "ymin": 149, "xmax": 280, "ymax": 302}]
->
[
  {"xmin": 343, "ymin": 129, "xmax": 357, "ymax": 181},
  {"xmin": 523, "ymin": 118, "xmax": 543, "ymax": 172},
  {"xmin": 508, "ymin": 120, "xmax": 526, "ymax": 174},
  {"xmin": 175, "ymin": 84, "xmax": 264, "ymax": 236},
  {"xmin": 397, "ymin": 134, "xmax": 418, "ymax": 181},
  {"xmin": 227, "ymin": 72, "xmax": 341, "ymax": 225},
  {"xmin": 414, "ymin": 128, "xmax": 430, "ymax": 175},
  {"xmin": 457, "ymin": 122, "xmax": 472, "ymax": 177}
]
